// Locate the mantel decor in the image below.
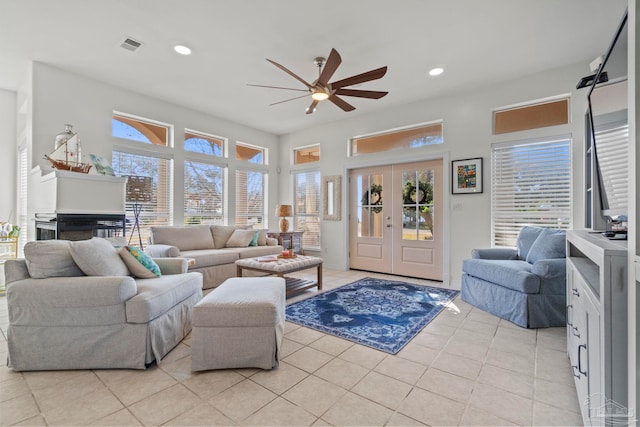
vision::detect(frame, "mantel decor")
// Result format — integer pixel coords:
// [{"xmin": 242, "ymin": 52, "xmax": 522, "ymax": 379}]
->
[
  {"xmin": 452, "ymin": 157, "xmax": 483, "ymax": 194},
  {"xmin": 322, "ymin": 175, "xmax": 342, "ymax": 221}
]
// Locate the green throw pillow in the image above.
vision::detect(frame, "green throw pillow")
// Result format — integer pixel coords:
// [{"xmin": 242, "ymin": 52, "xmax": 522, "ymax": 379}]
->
[
  {"xmin": 119, "ymin": 246, "xmax": 161, "ymax": 278},
  {"xmin": 249, "ymin": 231, "xmax": 260, "ymax": 247}
]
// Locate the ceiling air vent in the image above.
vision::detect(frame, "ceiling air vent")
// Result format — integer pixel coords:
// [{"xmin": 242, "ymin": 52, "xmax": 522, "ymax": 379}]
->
[{"xmin": 120, "ymin": 37, "xmax": 143, "ymax": 52}]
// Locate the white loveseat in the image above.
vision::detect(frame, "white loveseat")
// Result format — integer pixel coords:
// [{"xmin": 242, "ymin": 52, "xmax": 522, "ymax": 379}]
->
[{"xmin": 145, "ymin": 225, "xmax": 284, "ymax": 289}]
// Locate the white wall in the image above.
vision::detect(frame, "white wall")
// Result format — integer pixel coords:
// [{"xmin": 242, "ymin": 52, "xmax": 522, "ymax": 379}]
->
[
  {"xmin": 28, "ymin": 62, "xmax": 281, "ymax": 228},
  {"xmin": 279, "ymin": 61, "xmax": 591, "ymax": 284},
  {"xmin": 0, "ymin": 89, "xmax": 17, "ymax": 223}
]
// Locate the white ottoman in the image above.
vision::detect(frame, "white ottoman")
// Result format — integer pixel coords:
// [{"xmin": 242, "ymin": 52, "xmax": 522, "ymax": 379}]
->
[{"xmin": 191, "ymin": 277, "xmax": 286, "ymax": 371}]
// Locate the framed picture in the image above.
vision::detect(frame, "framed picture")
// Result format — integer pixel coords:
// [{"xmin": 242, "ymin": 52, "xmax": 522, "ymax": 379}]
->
[{"xmin": 452, "ymin": 157, "xmax": 483, "ymax": 194}]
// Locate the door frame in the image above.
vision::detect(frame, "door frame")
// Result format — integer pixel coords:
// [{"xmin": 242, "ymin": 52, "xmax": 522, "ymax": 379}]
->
[{"xmin": 341, "ymin": 150, "xmax": 452, "ymax": 286}]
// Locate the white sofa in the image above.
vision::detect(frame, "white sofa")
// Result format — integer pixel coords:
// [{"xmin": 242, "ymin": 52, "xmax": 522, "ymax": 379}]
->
[
  {"xmin": 6, "ymin": 238, "xmax": 203, "ymax": 371},
  {"xmin": 145, "ymin": 225, "xmax": 284, "ymax": 289}
]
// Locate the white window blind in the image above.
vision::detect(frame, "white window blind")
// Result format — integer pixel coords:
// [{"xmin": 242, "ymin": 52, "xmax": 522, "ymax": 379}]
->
[
  {"xmin": 294, "ymin": 171, "xmax": 321, "ymax": 250},
  {"xmin": 594, "ymin": 121, "xmax": 629, "ymax": 215},
  {"xmin": 184, "ymin": 160, "xmax": 225, "ymax": 225},
  {"xmin": 112, "ymin": 151, "xmax": 173, "ymax": 245},
  {"xmin": 491, "ymin": 138, "xmax": 571, "ymax": 247},
  {"xmin": 235, "ymin": 170, "xmax": 265, "ymax": 228},
  {"xmin": 18, "ymin": 147, "xmax": 28, "ymax": 256}
]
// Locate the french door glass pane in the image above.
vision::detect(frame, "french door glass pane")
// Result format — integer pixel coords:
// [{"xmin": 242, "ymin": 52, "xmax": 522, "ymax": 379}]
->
[
  {"xmin": 357, "ymin": 174, "xmax": 383, "ymax": 238},
  {"xmin": 401, "ymin": 169, "xmax": 434, "ymax": 241}
]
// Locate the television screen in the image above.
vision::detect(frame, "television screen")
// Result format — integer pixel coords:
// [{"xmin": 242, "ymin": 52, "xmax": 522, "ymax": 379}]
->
[{"xmin": 587, "ymin": 11, "xmax": 628, "ymax": 236}]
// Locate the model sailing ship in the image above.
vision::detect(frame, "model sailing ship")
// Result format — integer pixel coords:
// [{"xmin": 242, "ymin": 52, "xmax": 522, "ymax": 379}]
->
[{"xmin": 44, "ymin": 124, "xmax": 92, "ymax": 173}]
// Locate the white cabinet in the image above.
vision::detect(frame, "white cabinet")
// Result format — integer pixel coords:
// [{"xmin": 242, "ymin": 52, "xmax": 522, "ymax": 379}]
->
[{"xmin": 566, "ymin": 230, "xmax": 627, "ymax": 426}]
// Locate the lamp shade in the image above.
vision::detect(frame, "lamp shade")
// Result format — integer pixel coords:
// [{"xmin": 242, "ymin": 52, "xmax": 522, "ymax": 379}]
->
[{"xmin": 276, "ymin": 204, "xmax": 292, "ymax": 217}]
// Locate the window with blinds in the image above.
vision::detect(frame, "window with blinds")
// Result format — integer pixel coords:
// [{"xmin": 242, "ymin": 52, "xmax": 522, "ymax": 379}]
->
[
  {"xmin": 491, "ymin": 138, "xmax": 571, "ymax": 247},
  {"xmin": 18, "ymin": 147, "xmax": 28, "ymax": 256},
  {"xmin": 594, "ymin": 121, "xmax": 629, "ymax": 215},
  {"xmin": 235, "ymin": 170, "xmax": 266, "ymax": 228},
  {"xmin": 294, "ymin": 171, "xmax": 321, "ymax": 250},
  {"xmin": 184, "ymin": 161, "xmax": 225, "ymax": 225},
  {"xmin": 112, "ymin": 151, "xmax": 173, "ymax": 245}
]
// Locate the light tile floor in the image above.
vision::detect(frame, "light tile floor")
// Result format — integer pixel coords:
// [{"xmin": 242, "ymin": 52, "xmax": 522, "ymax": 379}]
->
[{"xmin": 0, "ymin": 269, "xmax": 583, "ymax": 426}]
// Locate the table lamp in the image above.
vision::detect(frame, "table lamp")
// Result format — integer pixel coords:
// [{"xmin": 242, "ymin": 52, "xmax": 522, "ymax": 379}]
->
[{"xmin": 276, "ymin": 204, "xmax": 292, "ymax": 232}]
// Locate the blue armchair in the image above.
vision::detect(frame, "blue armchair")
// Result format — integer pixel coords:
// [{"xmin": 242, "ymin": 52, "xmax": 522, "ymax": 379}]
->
[{"xmin": 460, "ymin": 226, "xmax": 566, "ymax": 328}]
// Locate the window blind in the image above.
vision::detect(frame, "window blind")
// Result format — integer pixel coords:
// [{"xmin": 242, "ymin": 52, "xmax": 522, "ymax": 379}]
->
[
  {"xmin": 18, "ymin": 147, "xmax": 28, "ymax": 256},
  {"xmin": 491, "ymin": 138, "xmax": 571, "ymax": 247},
  {"xmin": 184, "ymin": 160, "xmax": 225, "ymax": 225},
  {"xmin": 112, "ymin": 151, "xmax": 173, "ymax": 245},
  {"xmin": 594, "ymin": 122, "xmax": 629, "ymax": 215},
  {"xmin": 235, "ymin": 170, "xmax": 265, "ymax": 228},
  {"xmin": 294, "ymin": 171, "xmax": 321, "ymax": 250}
]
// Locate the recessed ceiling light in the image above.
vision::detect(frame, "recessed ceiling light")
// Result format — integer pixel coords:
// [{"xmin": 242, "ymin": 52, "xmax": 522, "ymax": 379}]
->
[
  {"xmin": 174, "ymin": 45, "xmax": 192, "ymax": 55},
  {"xmin": 428, "ymin": 67, "xmax": 444, "ymax": 76}
]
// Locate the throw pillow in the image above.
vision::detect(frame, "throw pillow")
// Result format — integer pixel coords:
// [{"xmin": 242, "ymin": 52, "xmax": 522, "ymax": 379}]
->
[
  {"xmin": 516, "ymin": 226, "xmax": 545, "ymax": 260},
  {"xmin": 226, "ymin": 229, "xmax": 257, "ymax": 248},
  {"xmin": 24, "ymin": 240, "xmax": 85, "ymax": 279},
  {"xmin": 249, "ymin": 231, "xmax": 260, "ymax": 247},
  {"xmin": 69, "ymin": 237, "xmax": 130, "ymax": 276},
  {"xmin": 526, "ymin": 228, "xmax": 566, "ymax": 264},
  {"xmin": 119, "ymin": 246, "xmax": 161, "ymax": 278},
  {"xmin": 257, "ymin": 229, "xmax": 268, "ymax": 246},
  {"xmin": 210, "ymin": 225, "xmax": 238, "ymax": 249}
]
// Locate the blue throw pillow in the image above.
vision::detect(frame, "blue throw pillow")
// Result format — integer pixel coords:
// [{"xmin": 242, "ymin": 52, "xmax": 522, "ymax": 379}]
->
[
  {"xmin": 526, "ymin": 228, "xmax": 566, "ymax": 264},
  {"xmin": 516, "ymin": 226, "xmax": 545, "ymax": 260},
  {"xmin": 119, "ymin": 246, "xmax": 162, "ymax": 278}
]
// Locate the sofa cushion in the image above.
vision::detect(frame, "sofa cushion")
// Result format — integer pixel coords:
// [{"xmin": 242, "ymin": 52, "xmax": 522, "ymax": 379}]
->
[
  {"xmin": 210, "ymin": 225, "xmax": 237, "ymax": 249},
  {"xmin": 119, "ymin": 246, "xmax": 161, "ymax": 279},
  {"xmin": 151, "ymin": 225, "xmax": 214, "ymax": 251},
  {"xmin": 126, "ymin": 272, "xmax": 203, "ymax": 323},
  {"xmin": 526, "ymin": 228, "xmax": 566, "ymax": 264},
  {"xmin": 24, "ymin": 240, "xmax": 84, "ymax": 279},
  {"xmin": 516, "ymin": 226, "xmax": 545, "ymax": 260},
  {"xmin": 180, "ymin": 248, "xmax": 240, "ymax": 268},
  {"xmin": 257, "ymin": 229, "xmax": 268, "ymax": 246},
  {"xmin": 462, "ymin": 258, "xmax": 541, "ymax": 294},
  {"xmin": 226, "ymin": 229, "xmax": 257, "ymax": 248},
  {"xmin": 69, "ymin": 238, "xmax": 130, "ymax": 277}
]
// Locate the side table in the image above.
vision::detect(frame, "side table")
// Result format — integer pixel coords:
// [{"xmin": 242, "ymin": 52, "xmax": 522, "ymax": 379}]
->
[{"xmin": 267, "ymin": 231, "xmax": 304, "ymax": 255}]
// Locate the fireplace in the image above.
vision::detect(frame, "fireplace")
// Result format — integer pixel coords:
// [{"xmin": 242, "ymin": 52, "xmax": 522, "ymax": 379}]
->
[
  {"xmin": 36, "ymin": 213, "xmax": 126, "ymax": 241},
  {"xmin": 31, "ymin": 168, "xmax": 128, "ymax": 241}
]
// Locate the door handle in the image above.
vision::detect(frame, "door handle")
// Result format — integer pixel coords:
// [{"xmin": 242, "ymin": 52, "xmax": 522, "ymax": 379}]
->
[{"xmin": 386, "ymin": 224, "xmax": 392, "ymax": 228}]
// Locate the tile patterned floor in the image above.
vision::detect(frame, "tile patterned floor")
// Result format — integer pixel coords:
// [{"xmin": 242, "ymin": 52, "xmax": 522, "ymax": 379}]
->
[{"xmin": 0, "ymin": 269, "xmax": 583, "ymax": 426}]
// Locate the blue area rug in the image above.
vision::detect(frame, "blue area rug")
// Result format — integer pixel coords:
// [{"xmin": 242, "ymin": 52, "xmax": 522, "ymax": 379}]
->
[{"xmin": 285, "ymin": 277, "xmax": 459, "ymax": 354}]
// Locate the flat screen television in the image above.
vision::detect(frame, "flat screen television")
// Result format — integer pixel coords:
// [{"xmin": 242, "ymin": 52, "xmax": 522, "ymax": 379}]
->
[{"xmin": 586, "ymin": 10, "xmax": 628, "ymax": 239}]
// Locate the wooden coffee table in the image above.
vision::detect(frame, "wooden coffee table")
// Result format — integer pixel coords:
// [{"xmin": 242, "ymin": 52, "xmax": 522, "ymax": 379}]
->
[{"xmin": 235, "ymin": 255, "xmax": 323, "ymax": 297}]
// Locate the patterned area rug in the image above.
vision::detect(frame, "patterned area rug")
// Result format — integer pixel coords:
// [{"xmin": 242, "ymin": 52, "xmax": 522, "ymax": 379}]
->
[{"xmin": 285, "ymin": 277, "xmax": 459, "ymax": 354}]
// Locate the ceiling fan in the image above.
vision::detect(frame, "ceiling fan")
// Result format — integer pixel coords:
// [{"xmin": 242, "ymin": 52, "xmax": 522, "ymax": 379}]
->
[{"xmin": 248, "ymin": 48, "xmax": 388, "ymax": 114}]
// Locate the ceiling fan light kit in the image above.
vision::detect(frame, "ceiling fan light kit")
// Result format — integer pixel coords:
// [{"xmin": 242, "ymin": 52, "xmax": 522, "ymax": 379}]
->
[{"xmin": 249, "ymin": 48, "xmax": 388, "ymax": 114}]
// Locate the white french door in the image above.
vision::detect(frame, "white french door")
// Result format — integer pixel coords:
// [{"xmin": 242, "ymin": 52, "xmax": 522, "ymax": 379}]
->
[{"xmin": 349, "ymin": 159, "xmax": 443, "ymax": 280}]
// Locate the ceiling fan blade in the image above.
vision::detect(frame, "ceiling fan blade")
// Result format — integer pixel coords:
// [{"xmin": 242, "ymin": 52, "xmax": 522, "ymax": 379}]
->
[
  {"xmin": 328, "ymin": 95, "xmax": 355, "ymax": 112},
  {"xmin": 266, "ymin": 59, "xmax": 313, "ymax": 90},
  {"xmin": 317, "ymin": 48, "xmax": 342, "ymax": 86},
  {"xmin": 247, "ymin": 84, "xmax": 309, "ymax": 92},
  {"xmin": 305, "ymin": 100, "xmax": 319, "ymax": 115},
  {"xmin": 330, "ymin": 66, "xmax": 388, "ymax": 89},
  {"xmin": 269, "ymin": 94, "xmax": 311, "ymax": 106},
  {"xmin": 334, "ymin": 88, "xmax": 388, "ymax": 99}
]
